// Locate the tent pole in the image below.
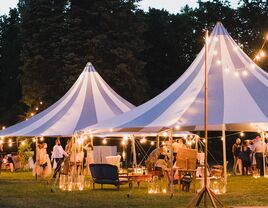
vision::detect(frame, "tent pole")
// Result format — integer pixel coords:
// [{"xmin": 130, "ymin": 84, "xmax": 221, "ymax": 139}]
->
[
  {"xmin": 169, "ymin": 129, "xmax": 174, "ymax": 197},
  {"xmin": 262, "ymin": 131, "xmax": 266, "ymax": 177},
  {"xmin": 203, "ymin": 29, "xmax": 209, "ymax": 207},
  {"xmin": 90, "ymin": 135, "xmax": 93, "ymax": 146},
  {"xmin": 187, "ymin": 29, "xmax": 223, "ymax": 208},
  {"xmin": 132, "ymin": 135, "xmax": 137, "ymax": 167},
  {"xmin": 222, "ymin": 125, "xmax": 227, "ymax": 193},
  {"xmin": 157, "ymin": 135, "xmax": 160, "ymax": 148},
  {"xmin": 35, "ymin": 137, "xmax": 38, "ymax": 181}
]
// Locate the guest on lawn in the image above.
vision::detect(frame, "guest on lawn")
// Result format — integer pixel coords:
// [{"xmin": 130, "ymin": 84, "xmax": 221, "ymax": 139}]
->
[
  {"xmin": 51, "ymin": 139, "xmax": 68, "ymax": 178},
  {"xmin": 253, "ymin": 136, "xmax": 267, "ymax": 176},
  {"xmin": 39, "ymin": 143, "xmax": 52, "ymax": 178},
  {"xmin": 239, "ymin": 140, "xmax": 252, "ymax": 176},
  {"xmin": 232, "ymin": 138, "xmax": 242, "ymax": 175}
]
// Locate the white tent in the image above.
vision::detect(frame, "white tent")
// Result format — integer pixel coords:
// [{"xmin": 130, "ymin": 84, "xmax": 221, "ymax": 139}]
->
[
  {"xmin": 0, "ymin": 63, "xmax": 134, "ymax": 137},
  {"xmin": 83, "ymin": 22, "xmax": 268, "ymax": 134}
]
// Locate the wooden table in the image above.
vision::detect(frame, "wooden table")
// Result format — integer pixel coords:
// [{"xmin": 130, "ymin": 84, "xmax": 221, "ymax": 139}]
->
[{"xmin": 120, "ymin": 173, "xmax": 153, "ymax": 188}]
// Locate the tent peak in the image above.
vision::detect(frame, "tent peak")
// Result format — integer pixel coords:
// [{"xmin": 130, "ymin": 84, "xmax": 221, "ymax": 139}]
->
[{"xmin": 85, "ymin": 62, "xmax": 96, "ymax": 72}]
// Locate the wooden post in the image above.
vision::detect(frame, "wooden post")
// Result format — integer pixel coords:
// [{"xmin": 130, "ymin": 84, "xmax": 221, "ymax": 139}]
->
[
  {"xmin": 187, "ymin": 29, "xmax": 223, "ymax": 208},
  {"xmin": 222, "ymin": 125, "xmax": 227, "ymax": 193},
  {"xmin": 169, "ymin": 129, "xmax": 174, "ymax": 196},
  {"xmin": 35, "ymin": 137, "xmax": 38, "ymax": 180},
  {"xmin": 157, "ymin": 135, "xmax": 160, "ymax": 148},
  {"xmin": 262, "ymin": 131, "xmax": 266, "ymax": 177},
  {"xmin": 132, "ymin": 135, "xmax": 137, "ymax": 167},
  {"xmin": 203, "ymin": 30, "xmax": 209, "ymax": 207}
]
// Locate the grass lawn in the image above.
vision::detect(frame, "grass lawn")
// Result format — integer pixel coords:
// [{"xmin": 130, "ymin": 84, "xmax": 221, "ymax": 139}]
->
[{"xmin": 1, "ymin": 172, "xmax": 268, "ymax": 208}]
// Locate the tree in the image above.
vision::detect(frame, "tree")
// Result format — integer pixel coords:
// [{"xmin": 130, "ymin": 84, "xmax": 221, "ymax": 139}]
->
[
  {"xmin": 19, "ymin": 0, "xmax": 67, "ymax": 112},
  {"xmin": 63, "ymin": 0, "xmax": 148, "ymax": 105},
  {"xmin": 0, "ymin": 9, "xmax": 26, "ymax": 126},
  {"xmin": 236, "ymin": 0, "xmax": 268, "ymax": 71}
]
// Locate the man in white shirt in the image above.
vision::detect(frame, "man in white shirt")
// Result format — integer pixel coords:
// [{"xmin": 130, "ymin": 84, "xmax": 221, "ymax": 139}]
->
[
  {"xmin": 51, "ymin": 139, "xmax": 68, "ymax": 178},
  {"xmin": 253, "ymin": 136, "xmax": 267, "ymax": 176}
]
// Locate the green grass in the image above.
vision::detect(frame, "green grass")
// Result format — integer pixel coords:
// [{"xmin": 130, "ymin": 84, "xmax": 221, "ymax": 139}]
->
[{"xmin": 1, "ymin": 172, "xmax": 268, "ymax": 208}]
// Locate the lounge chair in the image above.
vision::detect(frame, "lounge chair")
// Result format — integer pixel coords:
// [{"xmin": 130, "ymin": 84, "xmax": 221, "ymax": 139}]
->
[{"xmin": 89, "ymin": 163, "xmax": 131, "ymax": 190}]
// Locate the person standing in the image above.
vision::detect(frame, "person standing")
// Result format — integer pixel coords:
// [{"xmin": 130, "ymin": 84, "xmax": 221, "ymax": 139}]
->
[
  {"xmin": 232, "ymin": 138, "xmax": 242, "ymax": 175},
  {"xmin": 39, "ymin": 143, "xmax": 52, "ymax": 178},
  {"xmin": 0, "ymin": 143, "xmax": 4, "ymax": 173},
  {"xmin": 239, "ymin": 140, "xmax": 252, "ymax": 175},
  {"xmin": 253, "ymin": 136, "xmax": 267, "ymax": 176},
  {"xmin": 84, "ymin": 141, "xmax": 94, "ymax": 175},
  {"xmin": 51, "ymin": 139, "xmax": 68, "ymax": 178}
]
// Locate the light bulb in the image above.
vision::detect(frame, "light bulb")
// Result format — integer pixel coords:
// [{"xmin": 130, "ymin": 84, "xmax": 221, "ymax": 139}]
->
[
  {"xmin": 250, "ymin": 63, "xmax": 255, "ymax": 69},
  {"xmin": 225, "ymin": 67, "xmax": 230, "ymax": 74},
  {"xmin": 150, "ymin": 141, "xmax": 155, "ymax": 146},
  {"xmin": 175, "ymin": 125, "xmax": 180, "ymax": 130},
  {"xmin": 240, "ymin": 132, "xmax": 245, "ymax": 137},
  {"xmin": 2, "ymin": 126, "xmax": 5, "ymax": 130},
  {"xmin": 242, "ymin": 70, "xmax": 248, "ymax": 77},
  {"xmin": 260, "ymin": 50, "xmax": 266, "ymax": 57},
  {"xmin": 40, "ymin": 137, "xmax": 44, "ymax": 141},
  {"xmin": 234, "ymin": 71, "xmax": 239, "ymax": 77},
  {"xmin": 102, "ymin": 139, "xmax": 107, "ymax": 145},
  {"xmin": 255, "ymin": 55, "xmax": 260, "ymax": 61}
]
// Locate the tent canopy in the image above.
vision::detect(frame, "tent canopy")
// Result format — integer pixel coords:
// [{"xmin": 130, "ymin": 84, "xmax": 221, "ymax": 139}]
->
[
  {"xmin": 0, "ymin": 63, "xmax": 134, "ymax": 137},
  {"xmin": 83, "ymin": 22, "xmax": 268, "ymax": 133}
]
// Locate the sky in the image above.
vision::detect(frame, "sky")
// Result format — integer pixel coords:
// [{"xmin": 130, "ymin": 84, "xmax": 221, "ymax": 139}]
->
[{"xmin": 0, "ymin": 0, "xmax": 239, "ymax": 15}]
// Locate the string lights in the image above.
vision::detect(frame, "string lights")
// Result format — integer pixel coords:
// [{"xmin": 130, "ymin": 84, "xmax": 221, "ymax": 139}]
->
[
  {"xmin": 102, "ymin": 138, "xmax": 107, "ymax": 145},
  {"xmin": 254, "ymin": 33, "xmax": 268, "ymax": 62}
]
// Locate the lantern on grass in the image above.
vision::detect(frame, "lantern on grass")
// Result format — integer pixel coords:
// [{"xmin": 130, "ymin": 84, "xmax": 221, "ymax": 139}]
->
[
  {"xmin": 76, "ymin": 175, "xmax": 85, "ymax": 191},
  {"xmin": 148, "ymin": 176, "xmax": 160, "ymax": 194},
  {"xmin": 59, "ymin": 175, "xmax": 68, "ymax": 191},
  {"xmin": 209, "ymin": 177, "xmax": 225, "ymax": 194},
  {"xmin": 60, "ymin": 175, "xmax": 85, "ymax": 191}
]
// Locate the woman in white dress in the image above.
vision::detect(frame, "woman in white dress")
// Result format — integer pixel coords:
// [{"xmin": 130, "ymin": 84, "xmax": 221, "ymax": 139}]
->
[
  {"xmin": 39, "ymin": 143, "xmax": 52, "ymax": 178},
  {"xmin": 84, "ymin": 141, "xmax": 94, "ymax": 175}
]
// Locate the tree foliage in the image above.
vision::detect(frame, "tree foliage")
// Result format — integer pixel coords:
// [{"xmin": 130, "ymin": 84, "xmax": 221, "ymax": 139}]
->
[{"xmin": 0, "ymin": 0, "xmax": 267, "ymax": 126}]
